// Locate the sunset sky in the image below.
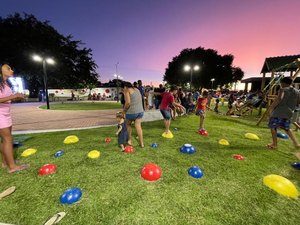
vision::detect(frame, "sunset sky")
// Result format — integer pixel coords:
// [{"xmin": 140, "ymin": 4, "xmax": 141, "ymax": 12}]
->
[{"xmin": 1, "ymin": 0, "xmax": 299, "ymax": 86}]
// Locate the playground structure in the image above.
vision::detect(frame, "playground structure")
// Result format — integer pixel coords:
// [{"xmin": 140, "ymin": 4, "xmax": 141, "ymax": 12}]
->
[{"xmin": 256, "ymin": 55, "xmax": 300, "ymax": 125}]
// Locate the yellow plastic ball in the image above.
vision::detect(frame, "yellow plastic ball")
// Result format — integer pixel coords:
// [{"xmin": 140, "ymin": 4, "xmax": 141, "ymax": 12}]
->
[
  {"xmin": 63, "ymin": 135, "xmax": 79, "ymax": 144},
  {"xmin": 245, "ymin": 133, "xmax": 260, "ymax": 140},
  {"xmin": 219, "ymin": 139, "xmax": 229, "ymax": 146},
  {"xmin": 21, "ymin": 148, "xmax": 37, "ymax": 157},
  {"xmin": 88, "ymin": 150, "xmax": 100, "ymax": 159},
  {"xmin": 263, "ymin": 174, "xmax": 299, "ymax": 199}
]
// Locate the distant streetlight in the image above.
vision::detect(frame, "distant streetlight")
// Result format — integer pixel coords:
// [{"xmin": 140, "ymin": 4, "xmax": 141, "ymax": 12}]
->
[
  {"xmin": 211, "ymin": 78, "xmax": 215, "ymax": 89},
  {"xmin": 184, "ymin": 64, "xmax": 200, "ymax": 92},
  {"xmin": 115, "ymin": 62, "xmax": 120, "ymax": 102},
  {"xmin": 32, "ymin": 54, "xmax": 55, "ymax": 109}
]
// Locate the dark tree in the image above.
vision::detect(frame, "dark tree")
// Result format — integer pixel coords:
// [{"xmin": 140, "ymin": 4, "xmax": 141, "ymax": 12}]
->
[
  {"xmin": 0, "ymin": 13, "xmax": 99, "ymax": 97},
  {"xmin": 163, "ymin": 47, "xmax": 244, "ymax": 90}
]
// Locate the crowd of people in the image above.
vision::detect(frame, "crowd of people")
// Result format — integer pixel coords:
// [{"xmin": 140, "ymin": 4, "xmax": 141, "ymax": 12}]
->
[
  {"xmin": 116, "ymin": 77, "xmax": 300, "ymax": 155},
  {"xmin": 1, "ymin": 63, "xmax": 300, "ymax": 174}
]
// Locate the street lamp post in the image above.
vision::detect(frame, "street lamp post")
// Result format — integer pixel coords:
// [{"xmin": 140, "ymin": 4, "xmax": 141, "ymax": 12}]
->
[
  {"xmin": 211, "ymin": 78, "xmax": 215, "ymax": 89},
  {"xmin": 184, "ymin": 65, "xmax": 200, "ymax": 92},
  {"xmin": 115, "ymin": 62, "xmax": 119, "ymax": 102},
  {"xmin": 32, "ymin": 55, "xmax": 55, "ymax": 109}
]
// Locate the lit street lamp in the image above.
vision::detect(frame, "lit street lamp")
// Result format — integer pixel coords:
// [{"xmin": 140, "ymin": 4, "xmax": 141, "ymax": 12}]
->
[
  {"xmin": 184, "ymin": 64, "xmax": 199, "ymax": 92},
  {"xmin": 210, "ymin": 78, "xmax": 215, "ymax": 89},
  {"xmin": 32, "ymin": 54, "xmax": 55, "ymax": 109}
]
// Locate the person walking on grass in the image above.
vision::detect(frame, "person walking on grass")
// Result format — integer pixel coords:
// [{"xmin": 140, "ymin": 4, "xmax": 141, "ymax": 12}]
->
[
  {"xmin": 159, "ymin": 85, "xmax": 185, "ymax": 138},
  {"xmin": 195, "ymin": 89, "xmax": 209, "ymax": 131},
  {"xmin": 266, "ymin": 77, "xmax": 300, "ymax": 149},
  {"xmin": 0, "ymin": 64, "xmax": 29, "ymax": 173},
  {"xmin": 115, "ymin": 111, "xmax": 128, "ymax": 151},
  {"xmin": 122, "ymin": 81, "xmax": 144, "ymax": 148}
]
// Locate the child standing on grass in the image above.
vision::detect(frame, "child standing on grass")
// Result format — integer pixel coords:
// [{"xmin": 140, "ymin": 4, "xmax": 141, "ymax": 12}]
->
[
  {"xmin": 159, "ymin": 85, "xmax": 185, "ymax": 137},
  {"xmin": 267, "ymin": 77, "xmax": 300, "ymax": 149},
  {"xmin": 196, "ymin": 89, "xmax": 209, "ymax": 131},
  {"xmin": 115, "ymin": 112, "xmax": 128, "ymax": 151}
]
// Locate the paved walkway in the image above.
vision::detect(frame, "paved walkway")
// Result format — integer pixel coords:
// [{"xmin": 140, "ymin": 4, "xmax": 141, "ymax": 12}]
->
[{"xmin": 11, "ymin": 102, "xmax": 163, "ymax": 134}]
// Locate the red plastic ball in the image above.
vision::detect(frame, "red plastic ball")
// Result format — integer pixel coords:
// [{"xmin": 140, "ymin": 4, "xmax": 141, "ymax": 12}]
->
[
  {"xmin": 38, "ymin": 164, "xmax": 57, "ymax": 176},
  {"xmin": 233, "ymin": 154, "xmax": 245, "ymax": 160},
  {"xmin": 105, "ymin": 138, "xmax": 111, "ymax": 143},
  {"xmin": 123, "ymin": 146, "xmax": 134, "ymax": 153},
  {"xmin": 141, "ymin": 163, "xmax": 162, "ymax": 181},
  {"xmin": 198, "ymin": 130, "xmax": 208, "ymax": 136}
]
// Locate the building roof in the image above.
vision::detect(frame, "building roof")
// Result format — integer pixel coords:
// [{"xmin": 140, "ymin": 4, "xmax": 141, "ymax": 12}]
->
[
  {"xmin": 241, "ymin": 76, "xmax": 300, "ymax": 83},
  {"xmin": 261, "ymin": 55, "xmax": 300, "ymax": 74}
]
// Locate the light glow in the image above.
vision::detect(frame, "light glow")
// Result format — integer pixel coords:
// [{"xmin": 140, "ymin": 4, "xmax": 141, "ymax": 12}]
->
[
  {"xmin": 46, "ymin": 58, "xmax": 55, "ymax": 65},
  {"xmin": 184, "ymin": 65, "xmax": 191, "ymax": 71},
  {"xmin": 32, "ymin": 55, "xmax": 42, "ymax": 62}
]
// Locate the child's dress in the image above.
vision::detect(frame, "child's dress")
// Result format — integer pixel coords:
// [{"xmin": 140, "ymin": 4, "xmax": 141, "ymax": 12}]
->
[
  {"xmin": 118, "ymin": 121, "xmax": 128, "ymax": 145},
  {"xmin": 0, "ymin": 84, "xmax": 13, "ymax": 129}
]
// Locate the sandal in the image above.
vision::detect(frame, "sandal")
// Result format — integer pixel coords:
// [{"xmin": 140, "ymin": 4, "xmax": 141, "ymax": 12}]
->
[
  {"xmin": 0, "ymin": 186, "xmax": 16, "ymax": 200},
  {"xmin": 43, "ymin": 212, "xmax": 66, "ymax": 225},
  {"xmin": 266, "ymin": 144, "xmax": 277, "ymax": 150}
]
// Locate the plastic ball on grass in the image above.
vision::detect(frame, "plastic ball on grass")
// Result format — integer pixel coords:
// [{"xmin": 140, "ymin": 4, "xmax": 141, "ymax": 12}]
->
[
  {"xmin": 54, "ymin": 150, "xmax": 64, "ymax": 158},
  {"xmin": 245, "ymin": 133, "xmax": 260, "ymax": 140},
  {"xmin": 198, "ymin": 129, "xmax": 208, "ymax": 136},
  {"xmin": 63, "ymin": 135, "xmax": 79, "ymax": 144},
  {"xmin": 151, "ymin": 143, "xmax": 158, "ymax": 148},
  {"xmin": 38, "ymin": 164, "xmax": 57, "ymax": 176},
  {"xmin": 291, "ymin": 162, "xmax": 300, "ymax": 170},
  {"xmin": 123, "ymin": 146, "xmax": 134, "ymax": 153},
  {"xmin": 188, "ymin": 166, "xmax": 204, "ymax": 179},
  {"xmin": 88, "ymin": 150, "xmax": 100, "ymax": 159},
  {"xmin": 105, "ymin": 138, "xmax": 111, "ymax": 143},
  {"xmin": 263, "ymin": 174, "xmax": 299, "ymax": 199},
  {"xmin": 141, "ymin": 163, "xmax": 162, "ymax": 181},
  {"xmin": 180, "ymin": 144, "xmax": 196, "ymax": 154},
  {"xmin": 277, "ymin": 132, "xmax": 288, "ymax": 139},
  {"xmin": 60, "ymin": 187, "xmax": 82, "ymax": 204},
  {"xmin": 219, "ymin": 139, "xmax": 229, "ymax": 146},
  {"xmin": 233, "ymin": 154, "xmax": 245, "ymax": 160},
  {"xmin": 21, "ymin": 148, "xmax": 37, "ymax": 157}
]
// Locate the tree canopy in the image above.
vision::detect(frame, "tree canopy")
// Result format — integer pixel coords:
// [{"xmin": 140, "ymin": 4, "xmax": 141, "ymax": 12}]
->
[
  {"xmin": 163, "ymin": 47, "xmax": 244, "ymax": 90},
  {"xmin": 0, "ymin": 13, "xmax": 99, "ymax": 97}
]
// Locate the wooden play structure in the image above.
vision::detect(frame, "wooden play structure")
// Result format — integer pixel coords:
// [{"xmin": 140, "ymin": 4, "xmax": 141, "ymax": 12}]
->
[{"xmin": 256, "ymin": 55, "xmax": 300, "ymax": 126}]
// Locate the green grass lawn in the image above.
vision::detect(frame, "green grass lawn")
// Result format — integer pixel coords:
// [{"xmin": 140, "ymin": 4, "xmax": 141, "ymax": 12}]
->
[
  {"xmin": 1, "ymin": 110, "xmax": 300, "ymax": 225},
  {"xmin": 39, "ymin": 102, "xmax": 122, "ymax": 110}
]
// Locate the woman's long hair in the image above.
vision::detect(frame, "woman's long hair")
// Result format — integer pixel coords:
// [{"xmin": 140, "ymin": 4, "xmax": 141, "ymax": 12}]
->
[
  {"xmin": 0, "ymin": 64, "xmax": 5, "ymax": 91},
  {"xmin": 121, "ymin": 81, "xmax": 134, "ymax": 89}
]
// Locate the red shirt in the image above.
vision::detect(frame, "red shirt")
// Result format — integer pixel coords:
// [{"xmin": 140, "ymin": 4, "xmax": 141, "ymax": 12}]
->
[
  {"xmin": 159, "ymin": 92, "xmax": 174, "ymax": 110},
  {"xmin": 197, "ymin": 97, "xmax": 208, "ymax": 110}
]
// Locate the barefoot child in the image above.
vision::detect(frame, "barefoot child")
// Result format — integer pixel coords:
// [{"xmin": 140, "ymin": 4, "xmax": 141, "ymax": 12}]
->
[
  {"xmin": 267, "ymin": 77, "xmax": 300, "ymax": 149},
  {"xmin": 115, "ymin": 112, "xmax": 128, "ymax": 151},
  {"xmin": 0, "ymin": 64, "xmax": 29, "ymax": 173},
  {"xmin": 195, "ymin": 89, "xmax": 209, "ymax": 131},
  {"xmin": 159, "ymin": 85, "xmax": 185, "ymax": 138}
]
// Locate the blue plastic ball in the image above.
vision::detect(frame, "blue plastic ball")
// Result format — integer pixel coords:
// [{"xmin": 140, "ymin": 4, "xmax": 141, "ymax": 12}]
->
[
  {"xmin": 151, "ymin": 143, "xmax": 158, "ymax": 148},
  {"xmin": 291, "ymin": 162, "xmax": 300, "ymax": 170},
  {"xmin": 60, "ymin": 187, "xmax": 82, "ymax": 204},
  {"xmin": 180, "ymin": 144, "xmax": 196, "ymax": 154},
  {"xmin": 54, "ymin": 150, "xmax": 64, "ymax": 157},
  {"xmin": 188, "ymin": 166, "xmax": 204, "ymax": 179},
  {"xmin": 277, "ymin": 132, "xmax": 288, "ymax": 139}
]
